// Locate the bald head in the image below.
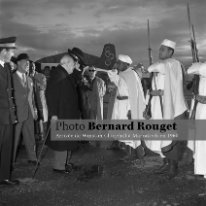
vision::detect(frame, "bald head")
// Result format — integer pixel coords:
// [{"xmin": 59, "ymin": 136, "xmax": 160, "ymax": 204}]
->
[
  {"xmin": 60, "ymin": 54, "xmax": 73, "ymax": 65},
  {"xmin": 60, "ymin": 54, "xmax": 75, "ymax": 74}
]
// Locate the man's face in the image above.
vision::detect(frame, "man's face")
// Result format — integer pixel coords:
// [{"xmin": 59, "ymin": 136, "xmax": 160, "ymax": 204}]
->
[
  {"xmin": 29, "ymin": 62, "xmax": 36, "ymax": 77},
  {"xmin": 116, "ymin": 60, "xmax": 128, "ymax": 72},
  {"xmin": 18, "ymin": 59, "xmax": 29, "ymax": 73},
  {"xmin": 159, "ymin": 45, "xmax": 172, "ymax": 60},
  {"xmin": 62, "ymin": 56, "xmax": 75, "ymax": 74},
  {"xmin": 87, "ymin": 67, "xmax": 96, "ymax": 80},
  {"xmin": 3, "ymin": 48, "xmax": 15, "ymax": 62}
]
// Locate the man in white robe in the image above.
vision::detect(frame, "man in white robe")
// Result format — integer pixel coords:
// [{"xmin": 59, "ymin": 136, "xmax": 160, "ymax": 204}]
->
[
  {"xmin": 108, "ymin": 54, "xmax": 146, "ymax": 157},
  {"xmin": 187, "ymin": 63, "xmax": 206, "ymax": 179},
  {"xmin": 145, "ymin": 39, "xmax": 188, "ymax": 179}
]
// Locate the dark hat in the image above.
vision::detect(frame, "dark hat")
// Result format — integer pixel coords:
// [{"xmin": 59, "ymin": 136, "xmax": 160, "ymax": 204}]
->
[
  {"xmin": 16, "ymin": 53, "xmax": 30, "ymax": 62},
  {"xmin": 68, "ymin": 47, "xmax": 86, "ymax": 66},
  {"xmin": 10, "ymin": 56, "xmax": 17, "ymax": 65},
  {"xmin": 0, "ymin": 36, "xmax": 16, "ymax": 49}
]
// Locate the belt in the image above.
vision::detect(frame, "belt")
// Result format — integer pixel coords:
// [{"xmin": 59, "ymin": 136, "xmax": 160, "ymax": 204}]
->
[
  {"xmin": 116, "ymin": 96, "xmax": 128, "ymax": 100},
  {"xmin": 149, "ymin": 89, "xmax": 164, "ymax": 96},
  {"xmin": 195, "ymin": 95, "xmax": 206, "ymax": 104}
]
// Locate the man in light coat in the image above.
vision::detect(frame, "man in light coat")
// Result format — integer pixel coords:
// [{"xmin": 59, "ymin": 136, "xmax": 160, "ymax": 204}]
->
[
  {"xmin": 107, "ymin": 54, "xmax": 146, "ymax": 157},
  {"xmin": 145, "ymin": 39, "xmax": 188, "ymax": 179}
]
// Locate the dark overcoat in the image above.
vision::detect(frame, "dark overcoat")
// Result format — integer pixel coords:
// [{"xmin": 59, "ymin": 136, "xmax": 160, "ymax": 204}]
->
[{"xmin": 45, "ymin": 65, "xmax": 81, "ymax": 151}]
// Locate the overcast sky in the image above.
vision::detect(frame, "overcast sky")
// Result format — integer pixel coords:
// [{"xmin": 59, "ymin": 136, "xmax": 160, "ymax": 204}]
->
[{"xmin": 0, "ymin": 0, "xmax": 206, "ymax": 65}]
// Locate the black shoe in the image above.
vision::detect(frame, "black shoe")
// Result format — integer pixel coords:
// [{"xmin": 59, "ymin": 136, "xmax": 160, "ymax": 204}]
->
[
  {"xmin": 53, "ymin": 169, "xmax": 67, "ymax": 174},
  {"xmin": 28, "ymin": 160, "xmax": 40, "ymax": 166},
  {"xmin": 0, "ymin": 179, "xmax": 19, "ymax": 186}
]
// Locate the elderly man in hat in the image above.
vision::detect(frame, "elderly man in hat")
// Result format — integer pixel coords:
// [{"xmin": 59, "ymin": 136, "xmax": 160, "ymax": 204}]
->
[
  {"xmin": 46, "ymin": 51, "xmax": 82, "ymax": 173},
  {"xmin": 107, "ymin": 54, "xmax": 146, "ymax": 158},
  {"xmin": 12, "ymin": 53, "xmax": 38, "ymax": 164},
  {"xmin": 0, "ymin": 37, "xmax": 19, "ymax": 186},
  {"xmin": 145, "ymin": 39, "xmax": 188, "ymax": 179}
]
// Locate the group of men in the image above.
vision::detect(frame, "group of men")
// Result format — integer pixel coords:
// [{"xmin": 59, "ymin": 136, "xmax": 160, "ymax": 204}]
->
[{"xmin": 0, "ymin": 35, "xmax": 206, "ymax": 187}]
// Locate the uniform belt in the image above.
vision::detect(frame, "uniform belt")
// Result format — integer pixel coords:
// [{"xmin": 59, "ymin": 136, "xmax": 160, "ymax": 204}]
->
[
  {"xmin": 195, "ymin": 95, "xmax": 206, "ymax": 104},
  {"xmin": 150, "ymin": 89, "xmax": 164, "ymax": 96},
  {"xmin": 116, "ymin": 96, "xmax": 128, "ymax": 100}
]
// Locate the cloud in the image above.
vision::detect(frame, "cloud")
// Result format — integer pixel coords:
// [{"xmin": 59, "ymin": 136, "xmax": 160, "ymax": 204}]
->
[{"xmin": 0, "ymin": 0, "xmax": 205, "ymax": 65}]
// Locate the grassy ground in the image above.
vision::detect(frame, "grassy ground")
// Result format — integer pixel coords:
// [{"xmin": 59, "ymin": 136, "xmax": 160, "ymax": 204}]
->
[{"xmin": 0, "ymin": 142, "xmax": 206, "ymax": 206}]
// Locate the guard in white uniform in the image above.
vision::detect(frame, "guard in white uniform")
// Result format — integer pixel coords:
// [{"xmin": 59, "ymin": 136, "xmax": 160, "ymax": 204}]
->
[{"xmin": 145, "ymin": 39, "xmax": 188, "ymax": 179}]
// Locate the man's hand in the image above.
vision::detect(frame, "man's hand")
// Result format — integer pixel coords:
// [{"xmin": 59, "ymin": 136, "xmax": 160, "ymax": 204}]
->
[{"xmin": 81, "ymin": 66, "xmax": 89, "ymax": 76}]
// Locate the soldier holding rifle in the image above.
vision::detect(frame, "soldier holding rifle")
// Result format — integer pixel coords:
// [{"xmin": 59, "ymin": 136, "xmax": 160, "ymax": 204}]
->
[{"xmin": 145, "ymin": 39, "xmax": 188, "ymax": 179}]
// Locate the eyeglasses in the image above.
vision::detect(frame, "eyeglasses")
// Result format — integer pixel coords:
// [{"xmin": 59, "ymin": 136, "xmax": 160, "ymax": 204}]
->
[{"xmin": 89, "ymin": 70, "xmax": 96, "ymax": 72}]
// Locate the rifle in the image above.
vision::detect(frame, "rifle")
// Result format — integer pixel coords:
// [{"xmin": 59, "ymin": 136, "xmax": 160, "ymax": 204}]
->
[
  {"xmin": 143, "ymin": 19, "xmax": 153, "ymax": 119},
  {"xmin": 147, "ymin": 19, "xmax": 153, "ymax": 66},
  {"xmin": 187, "ymin": 3, "xmax": 200, "ymax": 119}
]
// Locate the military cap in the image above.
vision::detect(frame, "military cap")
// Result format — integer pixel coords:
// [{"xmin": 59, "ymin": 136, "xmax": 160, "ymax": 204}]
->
[
  {"xmin": 161, "ymin": 39, "xmax": 176, "ymax": 50},
  {"xmin": 0, "ymin": 37, "xmax": 16, "ymax": 48},
  {"xmin": 118, "ymin": 54, "xmax": 133, "ymax": 65}
]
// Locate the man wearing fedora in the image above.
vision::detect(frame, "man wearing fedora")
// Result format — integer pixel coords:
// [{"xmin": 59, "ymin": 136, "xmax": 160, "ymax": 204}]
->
[
  {"xmin": 12, "ymin": 53, "xmax": 38, "ymax": 164},
  {"xmin": 145, "ymin": 39, "xmax": 188, "ymax": 179},
  {"xmin": 0, "ymin": 37, "xmax": 19, "ymax": 186}
]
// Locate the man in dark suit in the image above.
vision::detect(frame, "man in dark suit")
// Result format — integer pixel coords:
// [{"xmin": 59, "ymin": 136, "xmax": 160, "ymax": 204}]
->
[
  {"xmin": 0, "ymin": 37, "xmax": 19, "ymax": 186},
  {"xmin": 12, "ymin": 53, "xmax": 37, "ymax": 164},
  {"xmin": 46, "ymin": 52, "xmax": 82, "ymax": 173}
]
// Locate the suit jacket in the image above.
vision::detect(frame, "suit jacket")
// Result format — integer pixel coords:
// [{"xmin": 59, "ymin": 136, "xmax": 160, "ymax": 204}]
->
[
  {"xmin": 13, "ymin": 71, "xmax": 36, "ymax": 122},
  {"xmin": 0, "ymin": 63, "xmax": 16, "ymax": 125}
]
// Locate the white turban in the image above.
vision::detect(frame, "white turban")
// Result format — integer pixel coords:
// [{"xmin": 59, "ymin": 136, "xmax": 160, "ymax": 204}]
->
[
  {"xmin": 161, "ymin": 39, "xmax": 176, "ymax": 50},
  {"xmin": 118, "ymin": 54, "xmax": 133, "ymax": 65}
]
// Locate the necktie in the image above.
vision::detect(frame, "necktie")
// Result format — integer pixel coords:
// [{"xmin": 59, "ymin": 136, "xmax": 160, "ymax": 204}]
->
[{"xmin": 22, "ymin": 73, "xmax": 27, "ymax": 86}]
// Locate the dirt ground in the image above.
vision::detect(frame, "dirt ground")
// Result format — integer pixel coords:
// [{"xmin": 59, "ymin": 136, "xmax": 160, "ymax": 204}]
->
[{"xmin": 0, "ymin": 142, "xmax": 206, "ymax": 206}]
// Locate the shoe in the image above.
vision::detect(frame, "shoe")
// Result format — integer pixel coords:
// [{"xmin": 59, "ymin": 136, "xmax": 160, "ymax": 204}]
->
[
  {"xmin": 28, "ymin": 160, "xmax": 40, "ymax": 166},
  {"xmin": 0, "ymin": 179, "xmax": 19, "ymax": 186},
  {"xmin": 153, "ymin": 158, "xmax": 169, "ymax": 174},
  {"xmin": 53, "ymin": 169, "xmax": 67, "ymax": 174}
]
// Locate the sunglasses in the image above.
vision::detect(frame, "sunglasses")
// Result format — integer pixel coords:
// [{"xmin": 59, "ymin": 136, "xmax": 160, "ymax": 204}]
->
[{"xmin": 89, "ymin": 70, "xmax": 96, "ymax": 72}]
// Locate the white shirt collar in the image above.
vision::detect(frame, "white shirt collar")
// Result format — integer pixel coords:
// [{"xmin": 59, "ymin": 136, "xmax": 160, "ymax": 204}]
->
[
  {"xmin": 0, "ymin": 59, "xmax": 5, "ymax": 67},
  {"xmin": 16, "ymin": 70, "xmax": 25, "ymax": 79}
]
